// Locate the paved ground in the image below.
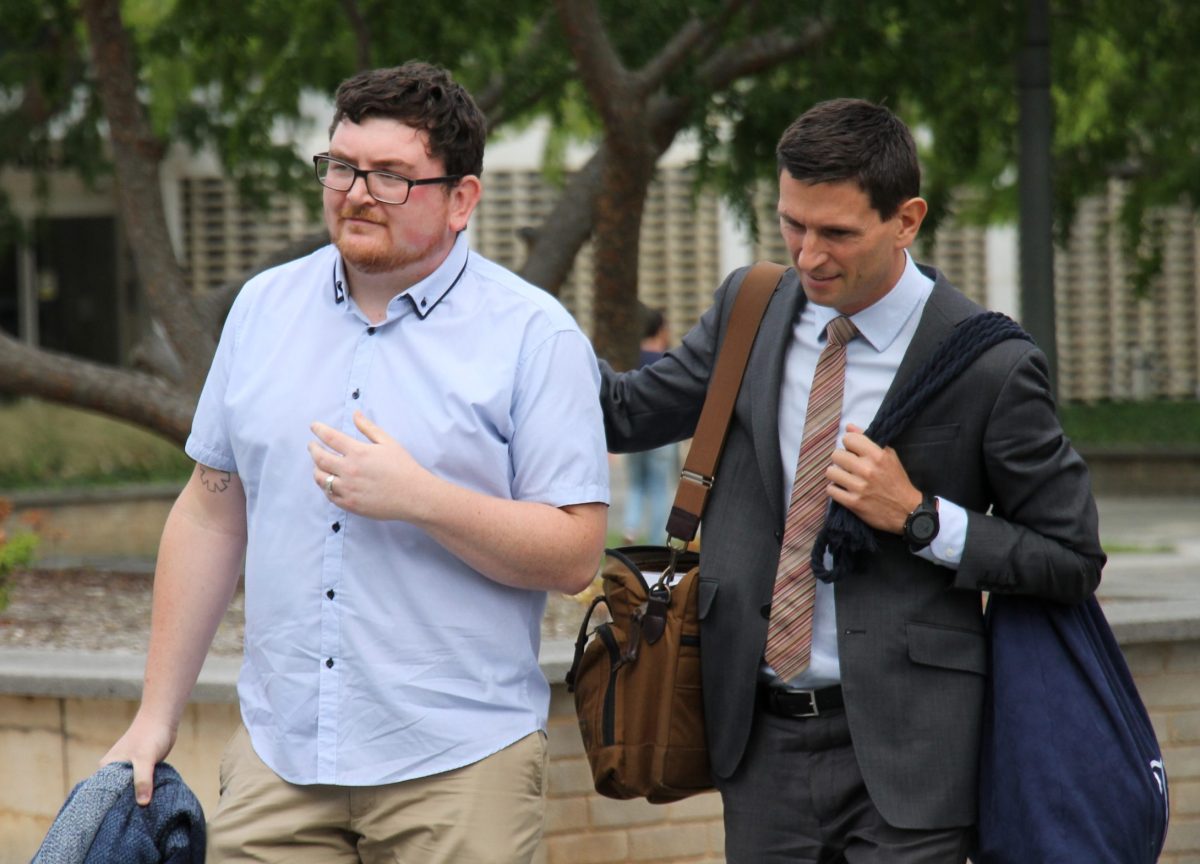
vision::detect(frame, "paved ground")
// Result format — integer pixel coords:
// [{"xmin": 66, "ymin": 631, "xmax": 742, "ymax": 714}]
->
[{"xmin": 1093, "ymin": 495, "xmax": 1200, "ymax": 637}]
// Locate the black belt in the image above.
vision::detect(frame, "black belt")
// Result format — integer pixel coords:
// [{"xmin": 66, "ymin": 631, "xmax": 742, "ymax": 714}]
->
[{"xmin": 759, "ymin": 684, "xmax": 844, "ymax": 719}]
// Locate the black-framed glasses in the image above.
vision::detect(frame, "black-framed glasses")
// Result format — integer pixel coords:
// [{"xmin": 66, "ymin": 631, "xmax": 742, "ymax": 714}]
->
[{"xmin": 312, "ymin": 154, "xmax": 462, "ymax": 205}]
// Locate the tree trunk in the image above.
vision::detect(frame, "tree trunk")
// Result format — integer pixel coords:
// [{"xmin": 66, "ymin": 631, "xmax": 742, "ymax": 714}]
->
[
  {"xmin": 590, "ymin": 133, "xmax": 656, "ymax": 370},
  {"xmin": 80, "ymin": 0, "xmax": 215, "ymax": 394}
]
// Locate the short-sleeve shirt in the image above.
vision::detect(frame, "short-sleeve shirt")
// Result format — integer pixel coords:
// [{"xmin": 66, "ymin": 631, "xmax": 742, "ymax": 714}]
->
[{"xmin": 186, "ymin": 233, "xmax": 609, "ymax": 785}]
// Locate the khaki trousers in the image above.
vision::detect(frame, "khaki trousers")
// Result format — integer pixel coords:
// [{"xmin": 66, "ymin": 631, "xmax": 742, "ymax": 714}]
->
[{"xmin": 207, "ymin": 725, "xmax": 547, "ymax": 864}]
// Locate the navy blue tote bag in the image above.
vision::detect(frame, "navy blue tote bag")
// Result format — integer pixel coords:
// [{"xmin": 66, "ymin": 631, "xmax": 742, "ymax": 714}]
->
[{"xmin": 973, "ymin": 594, "xmax": 1169, "ymax": 864}]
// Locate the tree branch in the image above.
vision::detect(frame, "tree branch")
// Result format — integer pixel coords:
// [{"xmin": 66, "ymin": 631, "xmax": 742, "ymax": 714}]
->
[
  {"xmin": 517, "ymin": 147, "xmax": 606, "ymax": 293},
  {"xmin": 697, "ymin": 20, "xmax": 831, "ymax": 92},
  {"xmin": 635, "ymin": 0, "xmax": 749, "ymax": 94},
  {"xmin": 643, "ymin": 18, "xmax": 833, "ymax": 149},
  {"xmin": 0, "ymin": 331, "xmax": 196, "ymax": 445},
  {"xmin": 476, "ymin": 11, "xmax": 557, "ymax": 130},
  {"xmin": 339, "ymin": 0, "xmax": 373, "ymax": 71},
  {"xmin": 553, "ymin": 0, "xmax": 633, "ymax": 129}
]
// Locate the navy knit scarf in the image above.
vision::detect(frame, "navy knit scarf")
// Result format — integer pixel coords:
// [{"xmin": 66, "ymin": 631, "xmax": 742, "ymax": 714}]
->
[{"xmin": 812, "ymin": 311, "xmax": 1034, "ymax": 583}]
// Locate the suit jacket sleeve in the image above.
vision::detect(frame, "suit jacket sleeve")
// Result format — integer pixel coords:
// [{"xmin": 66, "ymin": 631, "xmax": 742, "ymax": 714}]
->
[
  {"xmin": 952, "ymin": 342, "xmax": 1105, "ymax": 603},
  {"xmin": 600, "ymin": 268, "xmax": 744, "ymax": 452}
]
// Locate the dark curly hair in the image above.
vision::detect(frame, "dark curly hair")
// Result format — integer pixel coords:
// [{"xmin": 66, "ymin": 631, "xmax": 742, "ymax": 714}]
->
[
  {"xmin": 776, "ymin": 98, "xmax": 920, "ymax": 220},
  {"xmin": 330, "ymin": 62, "xmax": 486, "ymax": 178}
]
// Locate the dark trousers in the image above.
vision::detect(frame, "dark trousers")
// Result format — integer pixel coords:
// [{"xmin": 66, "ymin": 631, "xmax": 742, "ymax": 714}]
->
[{"xmin": 715, "ymin": 702, "xmax": 973, "ymax": 864}]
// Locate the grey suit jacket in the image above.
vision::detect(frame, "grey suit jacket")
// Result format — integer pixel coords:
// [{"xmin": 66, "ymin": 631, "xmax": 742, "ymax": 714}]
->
[{"xmin": 600, "ymin": 264, "xmax": 1105, "ymax": 830}]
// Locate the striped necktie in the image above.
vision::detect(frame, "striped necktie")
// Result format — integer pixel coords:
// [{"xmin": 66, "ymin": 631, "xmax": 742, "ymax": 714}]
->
[{"xmin": 765, "ymin": 314, "xmax": 858, "ymax": 682}]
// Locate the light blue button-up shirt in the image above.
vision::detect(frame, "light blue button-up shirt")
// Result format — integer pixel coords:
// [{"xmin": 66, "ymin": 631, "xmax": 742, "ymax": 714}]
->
[
  {"xmin": 186, "ymin": 234, "xmax": 609, "ymax": 785},
  {"xmin": 774, "ymin": 252, "xmax": 968, "ymax": 688}
]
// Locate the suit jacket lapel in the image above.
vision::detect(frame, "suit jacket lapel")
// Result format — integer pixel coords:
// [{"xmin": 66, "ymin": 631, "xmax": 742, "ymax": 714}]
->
[
  {"xmin": 749, "ymin": 270, "xmax": 805, "ymax": 527},
  {"xmin": 876, "ymin": 270, "xmax": 976, "ymax": 416}
]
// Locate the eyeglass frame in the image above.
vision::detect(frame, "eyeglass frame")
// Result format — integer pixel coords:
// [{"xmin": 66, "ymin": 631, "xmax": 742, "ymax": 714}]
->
[{"xmin": 312, "ymin": 153, "xmax": 463, "ymax": 205}]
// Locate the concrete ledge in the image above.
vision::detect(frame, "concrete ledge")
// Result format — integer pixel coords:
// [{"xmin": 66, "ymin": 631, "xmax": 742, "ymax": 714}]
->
[
  {"xmin": 0, "ymin": 639, "xmax": 581, "ymax": 703},
  {"xmin": 0, "ymin": 649, "xmax": 240, "ymax": 702},
  {"xmin": 1, "ymin": 482, "xmax": 184, "ymax": 508},
  {"xmin": 1082, "ymin": 448, "xmax": 1200, "ymax": 496},
  {"xmin": 1108, "ymin": 612, "xmax": 1200, "ymax": 645},
  {"xmin": 0, "ymin": 615, "xmax": 1188, "ymax": 701}
]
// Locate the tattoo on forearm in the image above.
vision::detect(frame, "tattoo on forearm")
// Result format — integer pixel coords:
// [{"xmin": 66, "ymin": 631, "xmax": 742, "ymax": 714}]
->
[{"xmin": 200, "ymin": 467, "xmax": 232, "ymax": 493}]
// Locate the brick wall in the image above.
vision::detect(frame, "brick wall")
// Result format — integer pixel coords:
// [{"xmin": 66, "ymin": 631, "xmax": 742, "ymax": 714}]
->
[
  {"xmin": 1123, "ymin": 639, "xmax": 1200, "ymax": 861},
  {"xmin": 2, "ymin": 641, "xmax": 1196, "ymax": 863}
]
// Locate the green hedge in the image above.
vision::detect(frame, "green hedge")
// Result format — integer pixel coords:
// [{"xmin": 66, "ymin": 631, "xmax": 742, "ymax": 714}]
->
[
  {"xmin": 1059, "ymin": 400, "xmax": 1200, "ymax": 449},
  {"xmin": 0, "ymin": 399, "xmax": 192, "ymax": 490}
]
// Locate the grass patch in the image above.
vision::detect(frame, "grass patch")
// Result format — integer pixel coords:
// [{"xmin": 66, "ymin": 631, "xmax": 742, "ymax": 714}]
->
[
  {"xmin": 1102, "ymin": 541, "xmax": 1175, "ymax": 555},
  {"xmin": 1060, "ymin": 400, "xmax": 1200, "ymax": 448},
  {"xmin": 0, "ymin": 398, "xmax": 192, "ymax": 490}
]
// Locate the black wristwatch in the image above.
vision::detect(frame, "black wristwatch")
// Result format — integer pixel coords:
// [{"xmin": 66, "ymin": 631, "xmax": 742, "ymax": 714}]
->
[{"xmin": 903, "ymin": 493, "xmax": 940, "ymax": 552}]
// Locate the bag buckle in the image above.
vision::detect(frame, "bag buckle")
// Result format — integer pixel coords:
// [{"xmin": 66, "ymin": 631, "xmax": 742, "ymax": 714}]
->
[{"xmin": 635, "ymin": 545, "xmax": 681, "ymax": 648}]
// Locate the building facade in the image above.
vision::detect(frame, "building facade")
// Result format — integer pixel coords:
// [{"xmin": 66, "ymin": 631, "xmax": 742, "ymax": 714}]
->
[{"xmin": 3, "ymin": 146, "xmax": 1198, "ymax": 403}]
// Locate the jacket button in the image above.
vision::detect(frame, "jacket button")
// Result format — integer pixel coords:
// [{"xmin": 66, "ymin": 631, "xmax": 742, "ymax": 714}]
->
[{"xmin": 760, "ymin": 602, "xmax": 771, "ymax": 620}]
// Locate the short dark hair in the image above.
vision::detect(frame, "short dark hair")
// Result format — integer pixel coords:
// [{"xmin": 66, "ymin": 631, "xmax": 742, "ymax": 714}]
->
[
  {"xmin": 330, "ymin": 62, "xmax": 486, "ymax": 179},
  {"xmin": 640, "ymin": 305, "xmax": 666, "ymax": 341},
  {"xmin": 775, "ymin": 98, "xmax": 919, "ymax": 219}
]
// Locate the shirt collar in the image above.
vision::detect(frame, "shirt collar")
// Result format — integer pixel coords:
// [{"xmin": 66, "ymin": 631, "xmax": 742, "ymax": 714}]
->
[
  {"xmin": 330, "ymin": 232, "xmax": 471, "ymax": 321},
  {"xmin": 811, "ymin": 250, "xmax": 933, "ymax": 352}
]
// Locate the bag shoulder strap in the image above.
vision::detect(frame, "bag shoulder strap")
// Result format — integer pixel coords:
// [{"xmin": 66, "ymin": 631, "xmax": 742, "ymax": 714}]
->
[{"xmin": 665, "ymin": 261, "xmax": 786, "ymax": 543}]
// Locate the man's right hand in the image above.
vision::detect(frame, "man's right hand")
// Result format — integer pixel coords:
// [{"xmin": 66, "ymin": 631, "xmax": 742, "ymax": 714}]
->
[
  {"xmin": 96, "ymin": 464, "xmax": 247, "ymax": 807},
  {"xmin": 100, "ymin": 713, "xmax": 177, "ymax": 805}
]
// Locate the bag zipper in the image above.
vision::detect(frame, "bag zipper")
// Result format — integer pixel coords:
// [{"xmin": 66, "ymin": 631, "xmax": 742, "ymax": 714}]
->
[{"xmin": 598, "ymin": 623, "xmax": 621, "ymax": 746}]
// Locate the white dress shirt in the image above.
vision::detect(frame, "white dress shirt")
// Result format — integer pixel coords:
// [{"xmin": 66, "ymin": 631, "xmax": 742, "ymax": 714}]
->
[{"xmin": 772, "ymin": 252, "xmax": 968, "ymax": 688}]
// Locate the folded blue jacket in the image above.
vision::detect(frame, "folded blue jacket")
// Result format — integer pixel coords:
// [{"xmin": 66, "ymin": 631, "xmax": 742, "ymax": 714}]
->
[{"xmin": 32, "ymin": 761, "xmax": 205, "ymax": 864}]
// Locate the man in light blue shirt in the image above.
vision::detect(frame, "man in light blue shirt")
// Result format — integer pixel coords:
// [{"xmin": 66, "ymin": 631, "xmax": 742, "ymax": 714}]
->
[{"xmin": 102, "ymin": 62, "xmax": 609, "ymax": 863}]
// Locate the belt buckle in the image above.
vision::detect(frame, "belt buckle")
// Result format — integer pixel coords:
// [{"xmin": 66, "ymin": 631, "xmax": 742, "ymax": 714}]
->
[{"xmin": 794, "ymin": 688, "xmax": 819, "ymax": 718}]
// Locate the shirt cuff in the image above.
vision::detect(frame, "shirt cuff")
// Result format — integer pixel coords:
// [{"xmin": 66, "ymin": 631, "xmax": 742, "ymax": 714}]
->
[{"xmin": 914, "ymin": 496, "xmax": 967, "ymax": 569}]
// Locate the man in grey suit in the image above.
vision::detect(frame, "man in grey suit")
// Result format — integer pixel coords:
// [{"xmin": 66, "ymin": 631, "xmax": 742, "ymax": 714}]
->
[{"xmin": 600, "ymin": 99, "xmax": 1106, "ymax": 862}]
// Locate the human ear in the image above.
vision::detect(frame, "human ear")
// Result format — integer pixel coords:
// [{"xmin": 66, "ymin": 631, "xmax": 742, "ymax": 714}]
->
[
  {"xmin": 894, "ymin": 196, "xmax": 928, "ymax": 247},
  {"xmin": 448, "ymin": 176, "xmax": 482, "ymax": 233}
]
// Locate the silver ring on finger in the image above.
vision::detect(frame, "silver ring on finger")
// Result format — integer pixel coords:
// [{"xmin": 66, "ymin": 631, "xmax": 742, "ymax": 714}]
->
[{"xmin": 325, "ymin": 473, "xmax": 336, "ymax": 496}]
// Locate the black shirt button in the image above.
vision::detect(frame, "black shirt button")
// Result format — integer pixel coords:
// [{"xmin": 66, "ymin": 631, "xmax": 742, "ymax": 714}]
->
[
  {"xmin": 332, "ymin": 522, "xmax": 341, "ymax": 533},
  {"xmin": 367, "ymin": 326, "xmax": 376, "ymax": 335},
  {"xmin": 326, "ymin": 658, "xmax": 334, "ymax": 668},
  {"xmin": 420, "ymin": 298, "xmax": 428, "ymax": 308},
  {"xmin": 351, "ymin": 389, "xmax": 360, "ymax": 399},
  {"xmin": 326, "ymin": 589, "xmax": 335, "ymax": 600}
]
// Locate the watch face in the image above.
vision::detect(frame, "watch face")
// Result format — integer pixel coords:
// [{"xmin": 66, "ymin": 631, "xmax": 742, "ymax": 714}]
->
[{"xmin": 910, "ymin": 513, "xmax": 937, "ymax": 543}]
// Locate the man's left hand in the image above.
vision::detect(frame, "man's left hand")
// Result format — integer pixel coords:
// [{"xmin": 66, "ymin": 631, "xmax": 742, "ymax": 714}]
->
[
  {"xmin": 826, "ymin": 423, "xmax": 921, "ymax": 534},
  {"xmin": 308, "ymin": 411, "xmax": 433, "ymax": 522}
]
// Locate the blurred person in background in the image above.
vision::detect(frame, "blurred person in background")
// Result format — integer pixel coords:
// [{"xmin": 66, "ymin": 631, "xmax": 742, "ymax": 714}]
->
[{"xmin": 621, "ymin": 305, "xmax": 680, "ymax": 544}]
